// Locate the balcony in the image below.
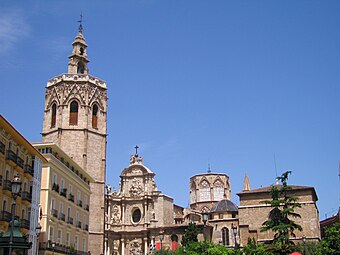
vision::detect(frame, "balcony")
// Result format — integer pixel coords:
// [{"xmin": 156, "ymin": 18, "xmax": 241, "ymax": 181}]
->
[
  {"xmin": 0, "ymin": 210, "xmax": 12, "ymax": 222},
  {"xmin": 3, "ymin": 180, "xmax": 11, "ymax": 191},
  {"xmin": 22, "ymin": 191, "xmax": 32, "ymax": 204},
  {"xmin": 58, "ymin": 212, "xmax": 66, "ymax": 222},
  {"xmin": 0, "ymin": 141, "xmax": 5, "ymax": 154},
  {"xmin": 60, "ymin": 188, "xmax": 67, "ymax": 197},
  {"xmin": 76, "ymin": 221, "xmax": 82, "ymax": 229},
  {"xmin": 51, "ymin": 209, "xmax": 58, "ymax": 218},
  {"xmin": 52, "ymin": 183, "xmax": 59, "ymax": 193},
  {"xmin": 77, "ymin": 200, "xmax": 82, "ymax": 207},
  {"xmin": 20, "ymin": 219, "xmax": 30, "ymax": 230},
  {"xmin": 6, "ymin": 150, "xmax": 17, "ymax": 166},
  {"xmin": 68, "ymin": 193, "xmax": 74, "ymax": 202},
  {"xmin": 24, "ymin": 164, "xmax": 34, "ymax": 177},
  {"xmin": 67, "ymin": 217, "xmax": 73, "ymax": 225},
  {"xmin": 17, "ymin": 157, "xmax": 24, "ymax": 169}
]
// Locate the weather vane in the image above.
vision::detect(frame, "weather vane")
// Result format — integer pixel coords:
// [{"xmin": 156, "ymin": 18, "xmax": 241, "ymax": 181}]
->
[{"xmin": 78, "ymin": 13, "xmax": 83, "ymax": 33}]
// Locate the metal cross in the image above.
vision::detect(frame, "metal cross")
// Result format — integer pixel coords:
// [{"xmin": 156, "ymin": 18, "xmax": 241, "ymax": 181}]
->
[
  {"xmin": 134, "ymin": 145, "xmax": 139, "ymax": 156},
  {"xmin": 78, "ymin": 13, "xmax": 83, "ymax": 33}
]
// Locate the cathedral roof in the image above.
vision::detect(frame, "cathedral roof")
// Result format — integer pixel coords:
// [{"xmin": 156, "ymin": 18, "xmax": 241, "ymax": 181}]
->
[{"xmin": 210, "ymin": 199, "xmax": 238, "ymax": 213}]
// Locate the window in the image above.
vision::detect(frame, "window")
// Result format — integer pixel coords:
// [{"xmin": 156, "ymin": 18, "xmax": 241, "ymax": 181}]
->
[
  {"xmin": 2, "ymin": 200, "xmax": 7, "ymax": 212},
  {"xmin": 51, "ymin": 104, "xmax": 57, "ymax": 128},
  {"xmin": 49, "ymin": 226, "xmax": 54, "ymax": 241},
  {"xmin": 69, "ymin": 101, "xmax": 78, "ymax": 125},
  {"xmin": 57, "ymin": 230, "xmax": 62, "ymax": 244},
  {"xmin": 222, "ymin": 227, "xmax": 229, "ymax": 246},
  {"xmin": 132, "ymin": 208, "xmax": 142, "ymax": 223},
  {"xmin": 66, "ymin": 232, "xmax": 70, "ymax": 246},
  {"xmin": 213, "ymin": 179, "xmax": 224, "ymax": 201},
  {"xmin": 77, "ymin": 62, "xmax": 85, "ymax": 74},
  {"xmin": 52, "ymin": 174, "xmax": 57, "ymax": 186},
  {"xmin": 75, "ymin": 236, "xmax": 78, "ymax": 250},
  {"xmin": 82, "ymin": 239, "xmax": 86, "ymax": 252},
  {"xmin": 199, "ymin": 180, "xmax": 211, "ymax": 202},
  {"xmin": 92, "ymin": 104, "xmax": 98, "ymax": 128}
]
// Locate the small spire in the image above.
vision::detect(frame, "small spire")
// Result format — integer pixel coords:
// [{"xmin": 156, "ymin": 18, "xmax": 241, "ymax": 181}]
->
[
  {"xmin": 207, "ymin": 163, "xmax": 211, "ymax": 173},
  {"xmin": 243, "ymin": 174, "xmax": 251, "ymax": 191},
  {"xmin": 78, "ymin": 13, "xmax": 83, "ymax": 33}
]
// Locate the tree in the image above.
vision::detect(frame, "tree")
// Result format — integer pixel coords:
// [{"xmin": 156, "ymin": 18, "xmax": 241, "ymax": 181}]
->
[
  {"xmin": 261, "ymin": 171, "xmax": 302, "ymax": 254},
  {"xmin": 181, "ymin": 222, "xmax": 198, "ymax": 247},
  {"xmin": 316, "ymin": 223, "xmax": 340, "ymax": 255}
]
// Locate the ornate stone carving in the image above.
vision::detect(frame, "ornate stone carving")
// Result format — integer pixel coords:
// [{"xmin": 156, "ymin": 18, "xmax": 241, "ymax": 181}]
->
[
  {"xmin": 129, "ymin": 154, "xmax": 143, "ymax": 165},
  {"xmin": 129, "ymin": 240, "xmax": 142, "ymax": 255},
  {"xmin": 111, "ymin": 204, "xmax": 121, "ymax": 224},
  {"xmin": 129, "ymin": 178, "xmax": 143, "ymax": 197}
]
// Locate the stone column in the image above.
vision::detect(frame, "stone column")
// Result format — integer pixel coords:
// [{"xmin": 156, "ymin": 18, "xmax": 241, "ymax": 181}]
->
[
  {"xmin": 144, "ymin": 237, "xmax": 148, "ymax": 255},
  {"xmin": 121, "ymin": 239, "xmax": 125, "ymax": 255}
]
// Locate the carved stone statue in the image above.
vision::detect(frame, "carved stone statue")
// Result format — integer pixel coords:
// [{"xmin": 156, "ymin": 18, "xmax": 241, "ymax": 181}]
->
[
  {"xmin": 130, "ymin": 241, "xmax": 142, "ymax": 255},
  {"xmin": 129, "ymin": 178, "xmax": 143, "ymax": 197},
  {"xmin": 111, "ymin": 204, "xmax": 121, "ymax": 224}
]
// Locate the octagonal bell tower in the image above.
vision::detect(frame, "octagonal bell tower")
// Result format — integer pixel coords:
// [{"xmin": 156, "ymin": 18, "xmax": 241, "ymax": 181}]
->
[{"xmin": 41, "ymin": 24, "xmax": 107, "ymax": 254}]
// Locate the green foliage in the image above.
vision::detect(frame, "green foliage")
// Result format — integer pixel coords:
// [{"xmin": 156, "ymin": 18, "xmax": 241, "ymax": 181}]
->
[
  {"xmin": 181, "ymin": 222, "xmax": 198, "ymax": 247},
  {"xmin": 261, "ymin": 171, "xmax": 302, "ymax": 254},
  {"xmin": 315, "ymin": 223, "xmax": 340, "ymax": 255},
  {"xmin": 242, "ymin": 238, "xmax": 273, "ymax": 255}
]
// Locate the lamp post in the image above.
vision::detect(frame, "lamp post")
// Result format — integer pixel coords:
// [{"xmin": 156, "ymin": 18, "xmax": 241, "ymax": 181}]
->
[
  {"xmin": 52, "ymin": 241, "xmax": 55, "ymax": 255},
  {"xmin": 302, "ymin": 235, "xmax": 306, "ymax": 255},
  {"xmin": 202, "ymin": 212, "xmax": 209, "ymax": 255},
  {"xmin": 231, "ymin": 223, "xmax": 238, "ymax": 249},
  {"xmin": 159, "ymin": 232, "xmax": 164, "ymax": 254},
  {"xmin": 9, "ymin": 175, "xmax": 22, "ymax": 255},
  {"xmin": 36, "ymin": 223, "xmax": 41, "ymax": 255}
]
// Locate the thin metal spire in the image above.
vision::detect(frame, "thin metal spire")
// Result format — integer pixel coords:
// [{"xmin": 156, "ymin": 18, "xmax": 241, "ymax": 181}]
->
[
  {"xmin": 207, "ymin": 163, "xmax": 211, "ymax": 173},
  {"xmin": 78, "ymin": 13, "xmax": 83, "ymax": 33},
  {"xmin": 134, "ymin": 145, "xmax": 139, "ymax": 156}
]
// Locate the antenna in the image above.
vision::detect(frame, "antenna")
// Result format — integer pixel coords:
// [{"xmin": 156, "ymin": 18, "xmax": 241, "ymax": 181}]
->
[
  {"xmin": 274, "ymin": 154, "xmax": 278, "ymax": 177},
  {"xmin": 208, "ymin": 163, "xmax": 211, "ymax": 173}
]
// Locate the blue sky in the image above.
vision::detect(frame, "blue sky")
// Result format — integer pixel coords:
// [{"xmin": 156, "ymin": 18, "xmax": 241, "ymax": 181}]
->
[{"xmin": 0, "ymin": 0, "xmax": 339, "ymax": 219}]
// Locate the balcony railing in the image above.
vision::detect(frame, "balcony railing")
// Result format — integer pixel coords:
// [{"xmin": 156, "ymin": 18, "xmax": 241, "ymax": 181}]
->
[
  {"xmin": 6, "ymin": 150, "xmax": 17, "ymax": 163},
  {"xmin": 24, "ymin": 164, "xmax": 34, "ymax": 176},
  {"xmin": 60, "ymin": 188, "xmax": 67, "ymax": 197},
  {"xmin": 17, "ymin": 157, "xmax": 24, "ymax": 169},
  {"xmin": 51, "ymin": 209, "xmax": 58, "ymax": 218},
  {"xmin": 52, "ymin": 183, "xmax": 60, "ymax": 193},
  {"xmin": 0, "ymin": 141, "xmax": 5, "ymax": 154},
  {"xmin": 58, "ymin": 212, "xmax": 66, "ymax": 221},
  {"xmin": 77, "ymin": 200, "xmax": 82, "ymax": 207},
  {"xmin": 84, "ymin": 224, "xmax": 89, "ymax": 231},
  {"xmin": 0, "ymin": 210, "xmax": 12, "ymax": 222},
  {"xmin": 20, "ymin": 219, "xmax": 30, "ymax": 229},
  {"xmin": 68, "ymin": 194, "xmax": 74, "ymax": 202},
  {"xmin": 22, "ymin": 191, "xmax": 32, "ymax": 203},
  {"xmin": 3, "ymin": 180, "xmax": 11, "ymax": 191},
  {"xmin": 39, "ymin": 242, "xmax": 88, "ymax": 255},
  {"xmin": 67, "ymin": 217, "xmax": 73, "ymax": 225},
  {"xmin": 76, "ymin": 221, "xmax": 82, "ymax": 229}
]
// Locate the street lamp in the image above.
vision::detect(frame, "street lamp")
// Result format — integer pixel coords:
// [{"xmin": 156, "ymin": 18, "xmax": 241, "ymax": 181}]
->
[
  {"xmin": 36, "ymin": 223, "xmax": 41, "ymax": 255},
  {"xmin": 231, "ymin": 223, "xmax": 238, "ymax": 249},
  {"xmin": 202, "ymin": 212, "xmax": 209, "ymax": 255},
  {"xmin": 302, "ymin": 235, "xmax": 306, "ymax": 255},
  {"xmin": 52, "ymin": 241, "xmax": 55, "ymax": 255},
  {"xmin": 159, "ymin": 232, "xmax": 164, "ymax": 254},
  {"xmin": 9, "ymin": 175, "xmax": 22, "ymax": 255}
]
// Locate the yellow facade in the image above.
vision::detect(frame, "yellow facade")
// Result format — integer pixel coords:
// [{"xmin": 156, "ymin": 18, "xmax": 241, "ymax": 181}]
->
[
  {"xmin": 0, "ymin": 115, "xmax": 46, "ymax": 235},
  {"xmin": 33, "ymin": 143, "xmax": 94, "ymax": 255}
]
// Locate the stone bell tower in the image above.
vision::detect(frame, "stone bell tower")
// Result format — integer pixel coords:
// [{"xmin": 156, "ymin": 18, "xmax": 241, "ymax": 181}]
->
[{"xmin": 41, "ymin": 22, "xmax": 107, "ymax": 254}]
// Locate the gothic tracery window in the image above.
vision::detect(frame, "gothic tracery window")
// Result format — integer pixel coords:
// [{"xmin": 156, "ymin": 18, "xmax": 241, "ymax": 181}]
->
[
  {"xmin": 213, "ymin": 179, "xmax": 224, "ymax": 201},
  {"xmin": 190, "ymin": 182, "xmax": 197, "ymax": 204},
  {"xmin": 199, "ymin": 180, "xmax": 211, "ymax": 202},
  {"xmin": 51, "ymin": 103, "xmax": 57, "ymax": 128},
  {"xmin": 77, "ymin": 62, "xmax": 85, "ymax": 74},
  {"xmin": 92, "ymin": 104, "xmax": 98, "ymax": 128},
  {"xmin": 69, "ymin": 101, "xmax": 78, "ymax": 125}
]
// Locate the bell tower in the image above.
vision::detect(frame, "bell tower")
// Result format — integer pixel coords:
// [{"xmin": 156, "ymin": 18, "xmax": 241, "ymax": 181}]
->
[{"xmin": 42, "ymin": 23, "xmax": 107, "ymax": 254}]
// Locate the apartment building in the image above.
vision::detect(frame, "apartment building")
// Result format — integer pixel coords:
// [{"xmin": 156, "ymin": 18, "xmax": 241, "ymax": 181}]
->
[
  {"xmin": 34, "ymin": 143, "xmax": 94, "ymax": 255},
  {"xmin": 0, "ymin": 114, "xmax": 46, "ymax": 255}
]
